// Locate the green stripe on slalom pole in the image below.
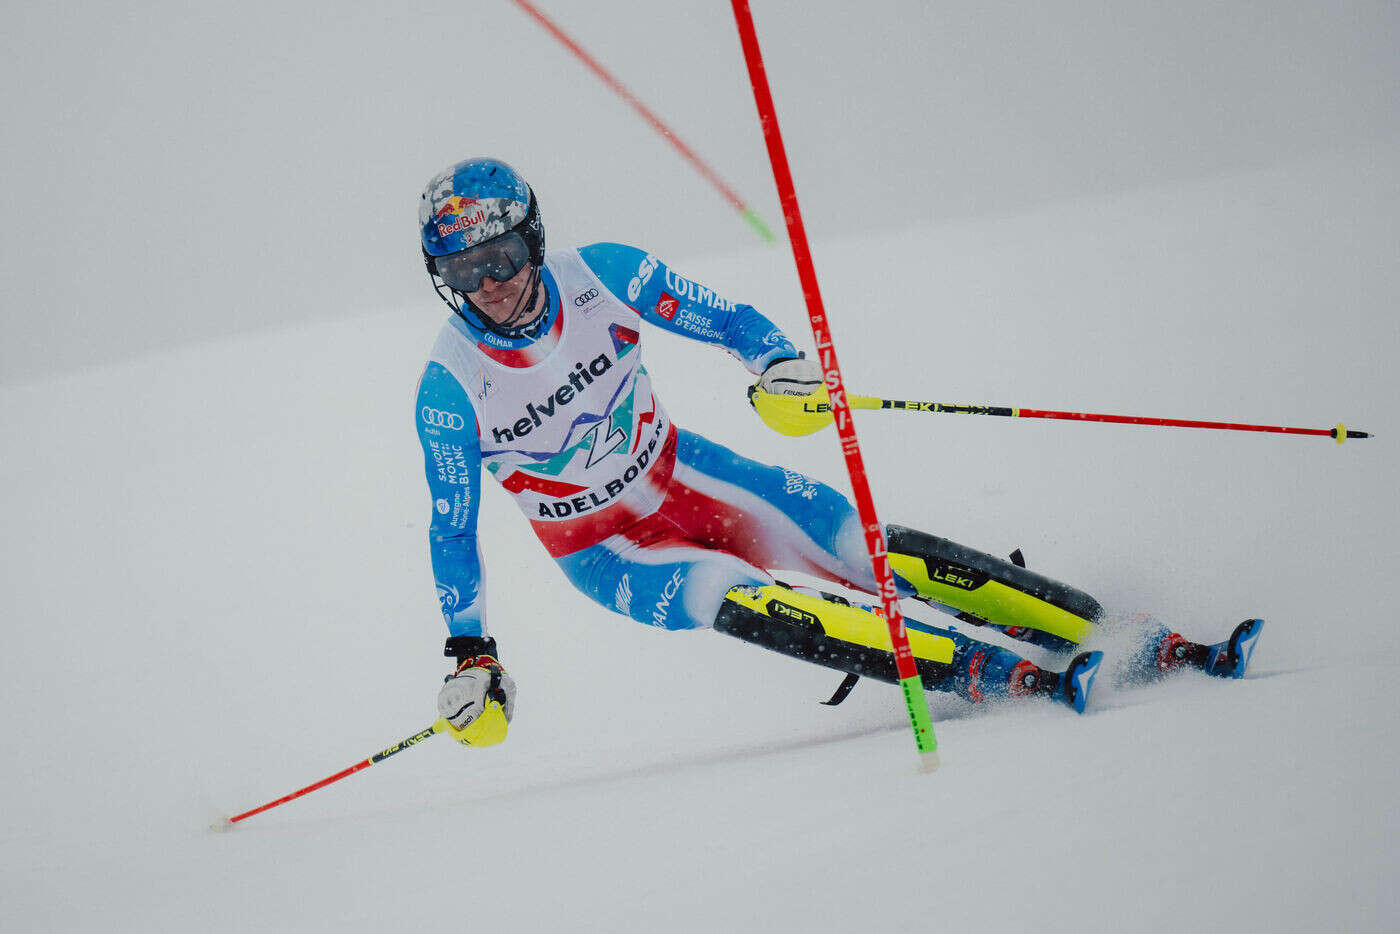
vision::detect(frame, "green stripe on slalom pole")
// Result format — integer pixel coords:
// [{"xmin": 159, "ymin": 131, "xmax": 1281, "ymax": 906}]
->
[
  {"xmin": 742, "ymin": 207, "xmax": 777, "ymax": 243},
  {"xmin": 901, "ymin": 675, "xmax": 940, "ymax": 769}
]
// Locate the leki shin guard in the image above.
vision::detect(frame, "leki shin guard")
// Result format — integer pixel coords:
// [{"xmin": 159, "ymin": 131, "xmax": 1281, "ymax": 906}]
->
[
  {"xmin": 714, "ymin": 583, "xmax": 955, "ymax": 688},
  {"xmin": 885, "ymin": 525, "xmax": 1102, "ymax": 647}
]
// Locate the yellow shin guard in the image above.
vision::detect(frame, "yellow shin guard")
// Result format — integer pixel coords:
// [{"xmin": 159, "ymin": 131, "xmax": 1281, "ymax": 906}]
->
[
  {"xmin": 886, "ymin": 525, "xmax": 1101, "ymax": 645},
  {"xmin": 715, "ymin": 584, "xmax": 954, "ymax": 688}
]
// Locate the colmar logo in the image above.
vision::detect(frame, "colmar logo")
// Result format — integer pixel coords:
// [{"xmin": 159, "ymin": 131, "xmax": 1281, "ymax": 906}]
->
[{"xmin": 655, "ymin": 293, "xmax": 678, "ymax": 320}]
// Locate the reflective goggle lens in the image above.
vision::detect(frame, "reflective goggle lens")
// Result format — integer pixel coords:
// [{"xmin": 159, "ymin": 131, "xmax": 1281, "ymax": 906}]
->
[{"xmin": 434, "ymin": 233, "xmax": 531, "ymax": 293}]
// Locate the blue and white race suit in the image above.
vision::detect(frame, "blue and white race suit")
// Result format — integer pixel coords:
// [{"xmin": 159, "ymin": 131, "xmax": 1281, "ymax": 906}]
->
[{"xmin": 415, "ymin": 243, "xmax": 883, "ymax": 638}]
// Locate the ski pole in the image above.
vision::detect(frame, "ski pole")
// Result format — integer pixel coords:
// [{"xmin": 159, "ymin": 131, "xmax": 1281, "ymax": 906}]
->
[
  {"xmin": 219, "ymin": 719, "xmax": 450, "ymax": 827},
  {"xmin": 749, "ymin": 387, "xmax": 1372, "ymax": 443}
]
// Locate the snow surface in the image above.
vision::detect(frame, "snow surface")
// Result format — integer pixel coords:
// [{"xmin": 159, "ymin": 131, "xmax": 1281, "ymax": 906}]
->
[{"xmin": 3, "ymin": 3, "xmax": 1399, "ymax": 932}]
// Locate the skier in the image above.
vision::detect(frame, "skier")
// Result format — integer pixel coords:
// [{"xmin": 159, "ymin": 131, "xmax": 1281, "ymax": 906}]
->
[{"xmin": 416, "ymin": 158, "xmax": 1262, "ymax": 747}]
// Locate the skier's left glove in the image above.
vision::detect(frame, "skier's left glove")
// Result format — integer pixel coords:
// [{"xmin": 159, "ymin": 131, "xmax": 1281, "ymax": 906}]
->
[
  {"xmin": 755, "ymin": 355, "xmax": 823, "ymax": 397},
  {"xmin": 437, "ymin": 636, "xmax": 516, "ymax": 748}
]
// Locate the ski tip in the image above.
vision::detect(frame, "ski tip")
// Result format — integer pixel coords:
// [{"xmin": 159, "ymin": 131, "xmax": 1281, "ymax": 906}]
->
[
  {"xmin": 916, "ymin": 749, "xmax": 942, "ymax": 773},
  {"xmin": 1064, "ymin": 650, "xmax": 1104, "ymax": 714},
  {"xmin": 208, "ymin": 817, "xmax": 237, "ymax": 834}
]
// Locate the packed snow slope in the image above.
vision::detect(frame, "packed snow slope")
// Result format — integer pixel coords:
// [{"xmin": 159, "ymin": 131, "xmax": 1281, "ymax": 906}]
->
[{"xmin": 2, "ymin": 140, "xmax": 1397, "ymax": 931}]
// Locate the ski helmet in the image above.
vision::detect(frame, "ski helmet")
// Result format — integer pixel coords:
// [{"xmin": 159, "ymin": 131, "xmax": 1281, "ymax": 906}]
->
[{"xmin": 419, "ymin": 158, "xmax": 546, "ymax": 335}]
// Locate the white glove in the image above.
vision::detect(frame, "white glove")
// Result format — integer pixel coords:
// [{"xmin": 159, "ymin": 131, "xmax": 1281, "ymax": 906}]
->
[
  {"xmin": 757, "ymin": 356, "xmax": 823, "ymax": 396},
  {"xmin": 438, "ymin": 658, "xmax": 517, "ymax": 729}
]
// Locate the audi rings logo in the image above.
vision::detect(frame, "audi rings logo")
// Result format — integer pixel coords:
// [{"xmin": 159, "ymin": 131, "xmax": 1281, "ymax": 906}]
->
[
  {"xmin": 421, "ymin": 406, "xmax": 465, "ymax": 430},
  {"xmin": 573, "ymin": 288, "xmax": 600, "ymax": 306}
]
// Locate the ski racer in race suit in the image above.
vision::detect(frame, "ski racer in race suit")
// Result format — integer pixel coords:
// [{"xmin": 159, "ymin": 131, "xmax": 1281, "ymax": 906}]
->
[{"xmin": 417, "ymin": 159, "xmax": 1263, "ymax": 747}]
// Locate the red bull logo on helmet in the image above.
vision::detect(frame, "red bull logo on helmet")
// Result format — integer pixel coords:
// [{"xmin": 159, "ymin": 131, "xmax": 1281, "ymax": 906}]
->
[
  {"xmin": 436, "ymin": 210, "xmax": 488, "ymax": 238},
  {"xmin": 434, "ymin": 196, "xmax": 481, "ymax": 221},
  {"xmin": 434, "ymin": 196, "xmax": 489, "ymax": 238},
  {"xmin": 427, "ymin": 195, "xmax": 525, "ymax": 249}
]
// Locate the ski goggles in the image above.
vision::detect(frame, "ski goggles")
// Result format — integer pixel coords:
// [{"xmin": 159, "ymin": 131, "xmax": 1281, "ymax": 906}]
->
[{"xmin": 432, "ymin": 232, "xmax": 532, "ymax": 293}]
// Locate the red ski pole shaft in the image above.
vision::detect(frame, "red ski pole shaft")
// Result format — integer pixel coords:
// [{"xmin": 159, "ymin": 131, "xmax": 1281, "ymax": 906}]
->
[
  {"xmin": 871, "ymin": 399, "xmax": 1372, "ymax": 443},
  {"xmin": 224, "ymin": 720, "xmax": 446, "ymax": 825}
]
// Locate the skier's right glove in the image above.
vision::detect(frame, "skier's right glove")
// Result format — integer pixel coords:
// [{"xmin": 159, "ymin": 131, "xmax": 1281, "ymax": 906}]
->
[
  {"xmin": 437, "ymin": 636, "xmax": 516, "ymax": 748},
  {"xmin": 755, "ymin": 354, "xmax": 823, "ymax": 397}
]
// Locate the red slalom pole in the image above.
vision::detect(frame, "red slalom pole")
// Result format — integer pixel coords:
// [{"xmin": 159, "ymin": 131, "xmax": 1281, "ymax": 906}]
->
[
  {"xmin": 511, "ymin": 0, "xmax": 775, "ymax": 242},
  {"xmin": 220, "ymin": 721, "xmax": 446, "ymax": 826},
  {"xmin": 729, "ymin": 0, "xmax": 939, "ymax": 768}
]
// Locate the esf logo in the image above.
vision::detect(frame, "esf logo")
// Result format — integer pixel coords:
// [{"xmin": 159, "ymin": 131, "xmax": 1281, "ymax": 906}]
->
[
  {"xmin": 574, "ymin": 288, "xmax": 600, "ymax": 306},
  {"xmin": 422, "ymin": 406, "xmax": 465, "ymax": 431},
  {"xmin": 627, "ymin": 254, "xmax": 659, "ymax": 302}
]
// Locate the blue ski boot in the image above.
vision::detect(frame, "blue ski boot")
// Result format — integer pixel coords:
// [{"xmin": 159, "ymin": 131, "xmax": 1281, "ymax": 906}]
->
[
  {"xmin": 939, "ymin": 637, "xmax": 1101, "ymax": 714},
  {"xmin": 1059, "ymin": 650, "xmax": 1104, "ymax": 714},
  {"xmin": 1202, "ymin": 619, "xmax": 1265, "ymax": 679},
  {"xmin": 1129, "ymin": 616, "xmax": 1265, "ymax": 680}
]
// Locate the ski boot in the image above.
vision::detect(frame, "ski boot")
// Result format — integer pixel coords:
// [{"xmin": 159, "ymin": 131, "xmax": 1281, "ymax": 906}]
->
[
  {"xmin": 1202, "ymin": 619, "xmax": 1265, "ymax": 678},
  {"xmin": 1058, "ymin": 650, "xmax": 1104, "ymax": 714},
  {"xmin": 960, "ymin": 647, "xmax": 1103, "ymax": 714},
  {"xmin": 1132, "ymin": 616, "xmax": 1265, "ymax": 680}
]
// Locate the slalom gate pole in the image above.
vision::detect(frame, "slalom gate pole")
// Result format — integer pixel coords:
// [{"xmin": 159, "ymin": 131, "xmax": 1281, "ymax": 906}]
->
[
  {"xmin": 748, "ymin": 387, "xmax": 1372, "ymax": 444},
  {"xmin": 729, "ymin": 0, "xmax": 939, "ymax": 770},
  {"xmin": 221, "ymin": 720, "xmax": 450, "ymax": 826},
  {"xmin": 510, "ymin": 0, "xmax": 775, "ymax": 242}
]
